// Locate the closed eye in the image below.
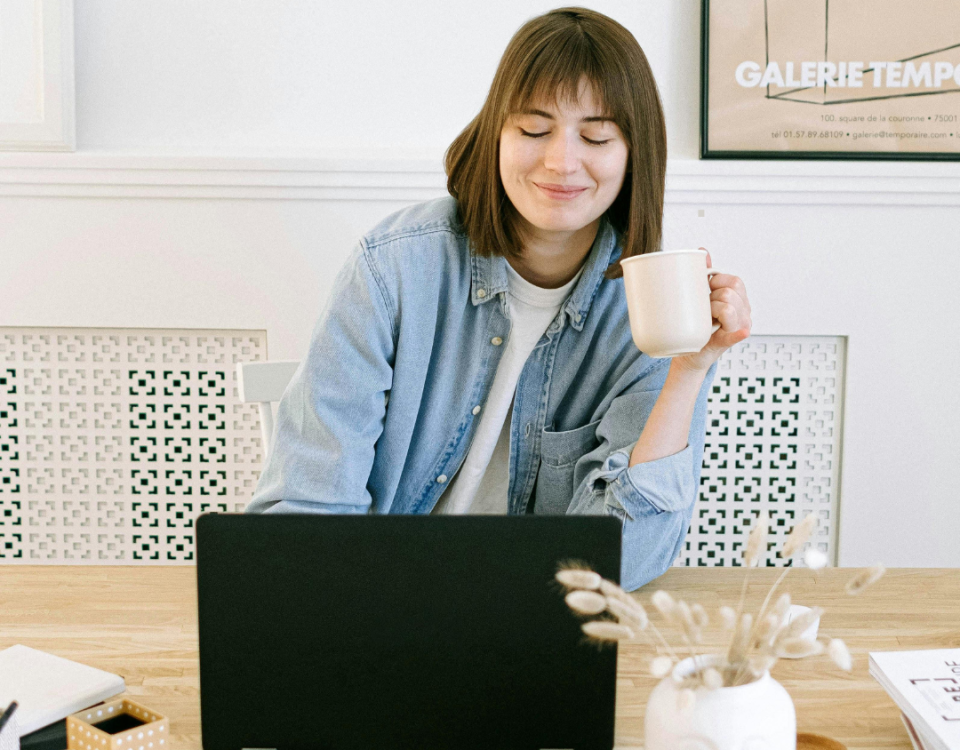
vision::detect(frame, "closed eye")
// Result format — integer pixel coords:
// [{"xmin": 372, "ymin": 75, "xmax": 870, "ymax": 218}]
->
[{"xmin": 519, "ymin": 129, "xmax": 611, "ymax": 146}]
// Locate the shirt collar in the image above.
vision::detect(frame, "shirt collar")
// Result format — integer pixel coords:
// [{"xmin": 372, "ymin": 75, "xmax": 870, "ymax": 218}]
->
[{"xmin": 469, "ymin": 217, "xmax": 618, "ymax": 332}]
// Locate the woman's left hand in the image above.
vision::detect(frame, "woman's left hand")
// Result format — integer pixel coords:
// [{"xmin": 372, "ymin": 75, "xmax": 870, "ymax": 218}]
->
[{"xmin": 671, "ymin": 248, "xmax": 752, "ymax": 374}]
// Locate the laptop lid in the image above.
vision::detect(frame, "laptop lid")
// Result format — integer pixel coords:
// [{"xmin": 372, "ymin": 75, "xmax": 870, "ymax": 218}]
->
[{"xmin": 196, "ymin": 514, "xmax": 621, "ymax": 750}]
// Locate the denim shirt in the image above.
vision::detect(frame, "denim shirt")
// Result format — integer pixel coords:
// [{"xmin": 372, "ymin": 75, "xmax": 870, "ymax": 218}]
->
[{"xmin": 246, "ymin": 196, "xmax": 716, "ymax": 590}]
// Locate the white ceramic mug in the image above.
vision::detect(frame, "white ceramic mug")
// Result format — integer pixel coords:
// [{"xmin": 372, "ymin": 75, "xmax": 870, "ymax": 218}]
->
[{"xmin": 620, "ymin": 249, "xmax": 722, "ymax": 358}]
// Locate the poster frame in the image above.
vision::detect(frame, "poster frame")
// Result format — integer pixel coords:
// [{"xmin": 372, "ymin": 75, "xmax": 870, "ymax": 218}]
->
[{"xmin": 699, "ymin": 0, "xmax": 960, "ymax": 161}]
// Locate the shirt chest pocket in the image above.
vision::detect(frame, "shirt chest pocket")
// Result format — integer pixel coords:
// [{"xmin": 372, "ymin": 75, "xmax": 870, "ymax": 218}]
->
[{"xmin": 534, "ymin": 419, "xmax": 602, "ymax": 515}]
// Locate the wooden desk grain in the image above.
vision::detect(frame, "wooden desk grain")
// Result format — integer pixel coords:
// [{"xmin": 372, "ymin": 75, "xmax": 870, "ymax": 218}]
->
[{"xmin": 1, "ymin": 566, "xmax": 957, "ymax": 749}]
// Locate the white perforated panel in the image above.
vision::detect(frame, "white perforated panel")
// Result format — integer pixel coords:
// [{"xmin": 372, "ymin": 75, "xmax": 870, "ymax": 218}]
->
[
  {"xmin": 675, "ymin": 336, "xmax": 845, "ymax": 568},
  {"xmin": 0, "ymin": 330, "xmax": 843, "ymax": 567},
  {"xmin": 0, "ymin": 328, "xmax": 266, "ymax": 563}
]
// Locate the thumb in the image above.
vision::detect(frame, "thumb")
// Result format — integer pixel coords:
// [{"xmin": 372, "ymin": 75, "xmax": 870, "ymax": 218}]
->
[{"xmin": 700, "ymin": 246, "xmax": 712, "ymax": 269}]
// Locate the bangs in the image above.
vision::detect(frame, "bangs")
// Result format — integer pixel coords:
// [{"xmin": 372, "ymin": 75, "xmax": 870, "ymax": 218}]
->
[
  {"xmin": 445, "ymin": 6, "xmax": 666, "ymax": 276},
  {"xmin": 507, "ymin": 29, "xmax": 621, "ymax": 124}
]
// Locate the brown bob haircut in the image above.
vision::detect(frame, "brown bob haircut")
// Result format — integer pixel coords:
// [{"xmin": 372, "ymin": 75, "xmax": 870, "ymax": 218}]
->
[{"xmin": 444, "ymin": 6, "xmax": 667, "ymax": 279}]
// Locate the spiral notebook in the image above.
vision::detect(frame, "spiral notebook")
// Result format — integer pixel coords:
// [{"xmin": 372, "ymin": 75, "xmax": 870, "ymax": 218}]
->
[{"xmin": 0, "ymin": 646, "xmax": 125, "ymax": 737}]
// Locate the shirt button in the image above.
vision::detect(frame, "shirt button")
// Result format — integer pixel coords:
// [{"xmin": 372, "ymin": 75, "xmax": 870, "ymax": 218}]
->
[
  {"xmin": 477, "ymin": 289, "xmax": 486, "ymax": 298},
  {"xmin": 436, "ymin": 474, "xmax": 447, "ymax": 484},
  {"xmin": 575, "ymin": 313, "xmax": 582, "ymax": 322},
  {"xmin": 491, "ymin": 336, "xmax": 503, "ymax": 346},
  {"xmin": 472, "ymin": 405, "xmax": 481, "ymax": 416}
]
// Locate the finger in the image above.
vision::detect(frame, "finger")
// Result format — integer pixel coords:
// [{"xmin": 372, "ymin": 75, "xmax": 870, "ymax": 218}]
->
[
  {"xmin": 731, "ymin": 277, "xmax": 750, "ymax": 315},
  {"xmin": 708, "ymin": 272, "xmax": 741, "ymax": 290},
  {"xmin": 709, "ymin": 276, "xmax": 752, "ymax": 317},
  {"xmin": 711, "ymin": 300, "xmax": 740, "ymax": 332},
  {"xmin": 711, "ymin": 285, "xmax": 750, "ymax": 316},
  {"xmin": 700, "ymin": 246, "xmax": 712, "ymax": 269},
  {"xmin": 710, "ymin": 287, "xmax": 737, "ymax": 305}
]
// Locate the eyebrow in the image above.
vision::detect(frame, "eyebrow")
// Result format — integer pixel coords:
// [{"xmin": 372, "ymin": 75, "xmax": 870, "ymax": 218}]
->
[{"xmin": 518, "ymin": 108, "xmax": 615, "ymax": 124}]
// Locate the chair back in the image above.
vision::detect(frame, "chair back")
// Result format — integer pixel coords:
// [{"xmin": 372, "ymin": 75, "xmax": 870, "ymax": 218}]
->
[{"xmin": 236, "ymin": 360, "xmax": 300, "ymax": 463}]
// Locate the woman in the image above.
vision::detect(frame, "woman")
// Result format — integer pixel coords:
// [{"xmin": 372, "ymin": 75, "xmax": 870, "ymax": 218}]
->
[{"xmin": 246, "ymin": 7, "xmax": 751, "ymax": 590}]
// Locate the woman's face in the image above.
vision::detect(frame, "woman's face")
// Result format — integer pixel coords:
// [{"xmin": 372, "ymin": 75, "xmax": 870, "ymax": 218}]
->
[{"xmin": 499, "ymin": 78, "xmax": 629, "ymax": 237}]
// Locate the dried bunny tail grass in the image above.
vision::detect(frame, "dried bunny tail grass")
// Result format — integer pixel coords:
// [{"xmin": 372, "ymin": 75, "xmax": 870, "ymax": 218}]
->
[
  {"xmin": 650, "ymin": 655, "xmax": 674, "ymax": 678},
  {"xmin": 719, "ymin": 605, "xmax": 738, "ymax": 630},
  {"xmin": 772, "ymin": 593, "xmax": 792, "ymax": 620},
  {"xmin": 721, "ymin": 661, "xmax": 745, "ymax": 684},
  {"xmin": 828, "ymin": 638, "xmax": 853, "ymax": 672},
  {"xmin": 651, "ymin": 590, "xmax": 678, "ymax": 622},
  {"xmin": 690, "ymin": 603, "xmax": 709, "ymax": 629},
  {"xmin": 748, "ymin": 653, "xmax": 778, "ymax": 675},
  {"xmin": 743, "ymin": 510, "xmax": 769, "ymax": 567},
  {"xmin": 803, "ymin": 548, "xmax": 829, "ymax": 570},
  {"xmin": 845, "ymin": 563, "xmax": 886, "ymax": 595},
  {"xmin": 565, "ymin": 590, "xmax": 607, "ymax": 615},
  {"xmin": 582, "ymin": 620, "xmax": 636, "ymax": 642},
  {"xmin": 755, "ymin": 613, "xmax": 781, "ymax": 647},
  {"xmin": 702, "ymin": 667, "xmax": 724, "ymax": 690},
  {"xmin": 598, "ymin": 580, "xmax": 649, "ymax": 620},
  {"xmin": 605, "ymin": 595, "xmax": 649, "ymax": 630},
  {"xmin": 677, "ymin": 600, "xmax": 703, "ymax": 645},
  {"xmin": 727, "ymin": 612, "xmax": 754, "ymax": 664},
  {"xmin": 781, "ymin": 513, "xmax": 818, "ymax": 560},
  {"xmin": 778, "ymin": 606, "xmax": 824, "ymax": 642},
  {"xmin": 674, "ymin": 674, "xmax": 701, "ymax": 689},
  {"xmin": 598, "ymin": 578, "xmax": 625, "ymax": 598},
  {"xmin": 555, "ymin": 567, "xmax": 602, "ymax": 591},
  {"xmin": 677, "ymin": 600, "xmax": 696, "ymax": 630},
  {"xmin": 775, "ymin": 637, "xmax": 824, "ymax": 659}
]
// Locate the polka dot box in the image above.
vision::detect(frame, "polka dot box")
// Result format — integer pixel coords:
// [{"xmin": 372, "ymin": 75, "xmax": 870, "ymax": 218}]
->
[{"xmin": 67, "ymin": 699, "xmax": 167, "ymax": 750}]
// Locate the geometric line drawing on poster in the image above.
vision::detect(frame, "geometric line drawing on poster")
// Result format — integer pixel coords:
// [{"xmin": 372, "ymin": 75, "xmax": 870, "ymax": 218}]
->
[{"xmin": 762, "ymin": 0, "xmax": 960, "ymax": 106}]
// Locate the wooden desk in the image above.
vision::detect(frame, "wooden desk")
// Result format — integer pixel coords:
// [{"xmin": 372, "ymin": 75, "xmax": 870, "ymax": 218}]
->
[{"xmin": 1, "ymin": 566, "xmax": 957, "ymax": 749}]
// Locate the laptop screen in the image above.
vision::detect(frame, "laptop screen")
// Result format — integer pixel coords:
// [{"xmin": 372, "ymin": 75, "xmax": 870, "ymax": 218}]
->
[{"xmin": 197, "ymin": 514, "xmax": 621, "ymax": 750}]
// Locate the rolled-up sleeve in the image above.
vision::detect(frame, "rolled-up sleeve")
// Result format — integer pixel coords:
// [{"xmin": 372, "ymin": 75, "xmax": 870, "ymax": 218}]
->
[{"xmin": 565, "ymin": 362, "xmax": 716, "ymax": 591}]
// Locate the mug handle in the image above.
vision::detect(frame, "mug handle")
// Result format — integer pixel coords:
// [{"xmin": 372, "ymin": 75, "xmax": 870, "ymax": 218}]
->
[{"xmin": 706, "ymin": 268, "xmax": 725, "ymax": 334}]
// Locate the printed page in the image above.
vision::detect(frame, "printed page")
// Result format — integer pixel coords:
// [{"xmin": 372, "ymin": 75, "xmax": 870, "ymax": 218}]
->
[{"xmin": 871, "ymin": 649, "xmax": 960, "ymax": 748}]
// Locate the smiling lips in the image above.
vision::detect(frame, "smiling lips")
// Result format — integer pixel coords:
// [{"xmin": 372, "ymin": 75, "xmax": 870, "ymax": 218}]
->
[{"xmin": 535, "ymin": 182, "xmax": 588, "ymax": 200}]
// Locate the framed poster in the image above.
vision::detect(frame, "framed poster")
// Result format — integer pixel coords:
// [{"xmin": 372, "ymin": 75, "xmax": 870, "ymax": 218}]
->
[{"xmin": 701, "ymin": 0, "xmax": 960, "ymax": 160}]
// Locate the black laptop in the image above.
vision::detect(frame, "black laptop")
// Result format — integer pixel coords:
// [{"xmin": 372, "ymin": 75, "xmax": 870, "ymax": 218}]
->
[{"xmin": 196, "ymin": 514, "xmax": 621, "ymax": 750}]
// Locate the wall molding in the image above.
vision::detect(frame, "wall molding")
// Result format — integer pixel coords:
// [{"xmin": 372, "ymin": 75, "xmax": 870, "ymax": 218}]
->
[{"xmin": 1, "ymin": 152, "xmax": 960, "ymax": 204}]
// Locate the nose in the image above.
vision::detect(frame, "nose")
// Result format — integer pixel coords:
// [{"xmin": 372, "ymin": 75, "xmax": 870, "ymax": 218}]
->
[{"xmin": 543, "ymin": 131, "xmax": 580, "ymax": 175}]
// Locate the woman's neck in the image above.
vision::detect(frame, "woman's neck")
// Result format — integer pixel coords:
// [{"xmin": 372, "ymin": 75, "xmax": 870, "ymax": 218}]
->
[{"xmin": 507, "ymin": 217, "xmax": 600, "ymax": 289}]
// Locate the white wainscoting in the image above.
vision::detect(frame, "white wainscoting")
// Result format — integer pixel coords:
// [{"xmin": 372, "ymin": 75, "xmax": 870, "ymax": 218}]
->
[
  {"xmin": 1, "ymin": 154, "xmax": 957, "ymax": 569},
  {"xmin": 0, "ymin": 328, "xmax": 840, "ymax": 568}
]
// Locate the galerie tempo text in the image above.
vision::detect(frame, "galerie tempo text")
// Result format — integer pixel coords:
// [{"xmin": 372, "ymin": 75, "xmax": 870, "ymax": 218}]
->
[{"xmin": 735, "ymin": 61, "xmax": 960, "ymax": 89}]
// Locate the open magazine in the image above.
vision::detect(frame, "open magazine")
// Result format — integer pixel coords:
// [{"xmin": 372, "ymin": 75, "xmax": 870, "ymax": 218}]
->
[{"xmin": 870, "ymin": 648, "xmax": 960, "ymax": 750}]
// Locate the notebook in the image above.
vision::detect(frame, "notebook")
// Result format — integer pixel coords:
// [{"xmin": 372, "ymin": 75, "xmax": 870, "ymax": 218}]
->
[{"xmin": 0, "ymin": 646, "xmax": 125, "ymax": 736}]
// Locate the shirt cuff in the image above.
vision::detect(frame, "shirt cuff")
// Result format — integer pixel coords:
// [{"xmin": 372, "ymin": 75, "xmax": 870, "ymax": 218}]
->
[
  {"xmin": 252, "ymin": 498, "xmax": 369, "ymax": 515},
  {"xmin": 595, "ymin": 444, "xmax": 696, "ymax": 520}
]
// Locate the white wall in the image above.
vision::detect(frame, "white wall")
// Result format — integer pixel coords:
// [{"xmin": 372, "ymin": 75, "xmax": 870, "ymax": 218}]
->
[
  {"xmin": 1, "ymin": 0, "xmax": 958, "ymax": 568},
  {"xmin": 73, "ymin": 0, "xmax": 702, "ymax": 159}
]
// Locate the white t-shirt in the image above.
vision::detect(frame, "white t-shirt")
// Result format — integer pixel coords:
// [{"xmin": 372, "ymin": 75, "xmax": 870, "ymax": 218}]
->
[{"xmin": 431, "ymin": 261, "xmax": 582, "ymax": 515}]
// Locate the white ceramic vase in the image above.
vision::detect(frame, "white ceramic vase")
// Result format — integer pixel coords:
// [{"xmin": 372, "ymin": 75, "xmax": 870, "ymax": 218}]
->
[{"xmin": 644, "ymin": 654, "xmax": 796, "ymax": 750}]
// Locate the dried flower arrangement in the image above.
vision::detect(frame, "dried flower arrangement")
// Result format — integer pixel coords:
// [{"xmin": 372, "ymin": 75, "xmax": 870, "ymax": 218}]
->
[{"xmin": 556, "ymin": 512, "xmax": 885, "ymax": 702}]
